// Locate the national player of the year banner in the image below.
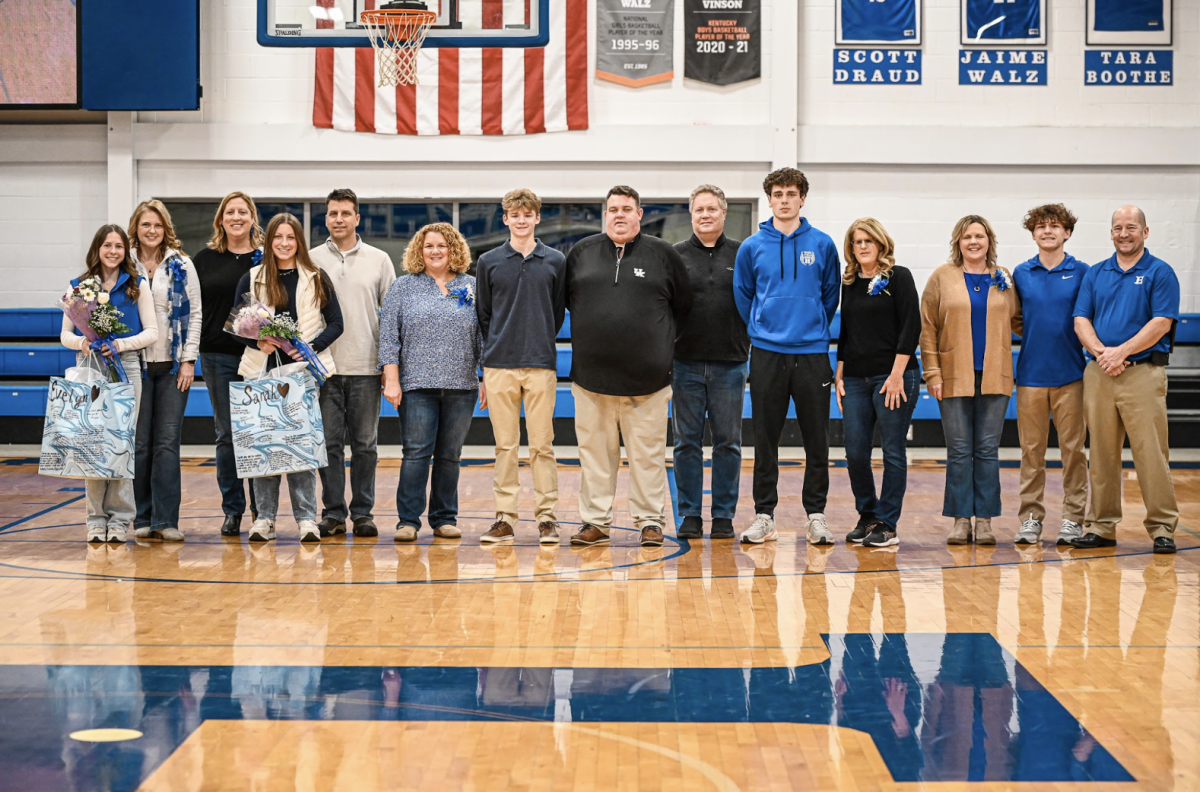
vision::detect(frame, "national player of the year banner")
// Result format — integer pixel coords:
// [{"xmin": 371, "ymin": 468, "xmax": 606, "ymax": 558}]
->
[
  {"xmin": 596, "ymin": 0, "xmax": 675, "ymax": 87},
  {"xmin": 684, "ymin": 0, "xmax": 761, "ymax": 86}
]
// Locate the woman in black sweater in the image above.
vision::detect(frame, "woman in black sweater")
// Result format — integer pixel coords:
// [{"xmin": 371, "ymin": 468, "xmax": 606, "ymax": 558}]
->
[{"xmin": 834, "ymin": 218, "xmax": 921, "ymax": 548}]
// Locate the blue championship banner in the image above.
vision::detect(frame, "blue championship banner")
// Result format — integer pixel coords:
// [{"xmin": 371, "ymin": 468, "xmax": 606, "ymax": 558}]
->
[
  {"xmin": 1085, "ymin": 50, "xmax": 1173, "ymax": 85},
  {"xmin": 230, "ymin": 369, "xmax": 328, "ymax": 478},
  {"xmin": 834, "ymin": 49, "xmax": 922, "ymax": 84},
  {"xmin": 959, "ymin": 49, "xmax": 1047, "ymax": 84},
  {"xmin": 39, "ymin": 377, "xmax": 136, "ymax": 480}
]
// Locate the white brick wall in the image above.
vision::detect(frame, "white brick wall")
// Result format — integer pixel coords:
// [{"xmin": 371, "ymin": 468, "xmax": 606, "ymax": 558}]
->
[{"xmin": 2, "ymin": 0, "xmax": 1198, "ymax": 310}]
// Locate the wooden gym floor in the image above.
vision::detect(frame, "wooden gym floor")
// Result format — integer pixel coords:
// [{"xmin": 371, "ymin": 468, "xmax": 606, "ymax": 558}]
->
[{"xmin": 0, "ymin": 454, "xmax": 1198, "ymax": 790}]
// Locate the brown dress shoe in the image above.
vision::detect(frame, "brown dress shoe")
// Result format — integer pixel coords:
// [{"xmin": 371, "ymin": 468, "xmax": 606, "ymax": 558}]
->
[
  {"xmin": 640, "ymin": 525, "xmax": 664, "ymax": 547},
  {"xmin": 538, "ymin": 521, "xmax": 561, "ymax": 544},
  {"xmin": 480, "ymin": 521, "xmax": 515, "ymax": 544},
  {"xmin": 569, "ymin": 524, "xmax": 610, "ymax": 546}
]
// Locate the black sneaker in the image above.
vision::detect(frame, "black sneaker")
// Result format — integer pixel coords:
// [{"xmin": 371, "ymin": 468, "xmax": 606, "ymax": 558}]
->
[
  {"xmin": 318, "ymin": 517, "xmax": 347, "ymax": 537},
  {"xmin": 1154, "ymin": 536, "xmax": 1177, "ymax": 554},
  {"xmin": 862, "ymin": 526, "xmax": 899, "ymax": 547},
  {"xmin": 352, "ymin": 517, "xmax": 378, "ymax": 537},
  {"xmin": 677, "ymin": 516, "xmax": 703, "ymax": 539},
  {"xmin": 710, "ymin": 518, "xmax": 735, "ymax": 539},
  {"xmin": 847, "ymin": 517, "xmax": 877, "ymax": 544}
]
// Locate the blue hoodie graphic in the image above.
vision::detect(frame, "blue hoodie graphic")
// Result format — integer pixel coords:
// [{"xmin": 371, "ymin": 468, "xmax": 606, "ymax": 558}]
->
[{"xmin": 733, "ymin": 218, "xmax": 841, "ymax": 354}]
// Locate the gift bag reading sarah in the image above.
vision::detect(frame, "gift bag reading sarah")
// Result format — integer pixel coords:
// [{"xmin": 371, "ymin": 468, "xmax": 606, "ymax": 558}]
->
[{"xmin": 230, "ymin": 369, "xmax": 327, "ymax": 478}]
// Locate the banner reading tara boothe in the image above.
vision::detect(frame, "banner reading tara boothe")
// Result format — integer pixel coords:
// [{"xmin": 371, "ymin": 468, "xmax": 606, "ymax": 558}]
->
[
  {"xmin": 685, "ymin": 0, "xmax": 761, "ymax": 85},
  {"xmin": 596, "ymin": 0, "xmax": 675, "ymax": 87}
]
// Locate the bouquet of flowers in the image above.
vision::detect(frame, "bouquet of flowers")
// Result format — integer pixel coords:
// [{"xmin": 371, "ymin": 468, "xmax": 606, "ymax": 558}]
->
[
  {"xmin": 58, "ymin": 277, "xmax": 132, "ymax": 382},
  {"xmin": 224, "ymin": 293, "xmax": 328, "ymax": 385}
]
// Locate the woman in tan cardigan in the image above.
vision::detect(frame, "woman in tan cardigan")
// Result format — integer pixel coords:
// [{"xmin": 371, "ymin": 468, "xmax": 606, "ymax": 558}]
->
[{"xmin": 920, "ymin": 215, "xmax": 1022, "ymax": 545}]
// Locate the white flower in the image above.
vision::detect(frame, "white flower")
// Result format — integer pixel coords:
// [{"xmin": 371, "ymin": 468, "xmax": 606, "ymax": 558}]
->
[
  {"xmin": 96, "ymin": 292, "xmax": 110, "ymax": 305},
  {"xmin": 257, "ymin": 308, "xmax": 272, "ymax": 319}
]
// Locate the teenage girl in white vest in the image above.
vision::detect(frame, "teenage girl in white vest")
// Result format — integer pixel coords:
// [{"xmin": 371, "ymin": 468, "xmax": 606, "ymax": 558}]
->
[{"xmin": 233, "ymin": 213, "xmax": 344, "ymax": 543}]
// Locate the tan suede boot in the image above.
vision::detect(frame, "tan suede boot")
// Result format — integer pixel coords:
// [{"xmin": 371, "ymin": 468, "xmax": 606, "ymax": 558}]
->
[
  {"xmin": 948, "ymin": 518, "xmax": 972, "ymax": 545},
  {"xmin": 974, "ymin": 517, "xmax": 996, "ymax": 545}
]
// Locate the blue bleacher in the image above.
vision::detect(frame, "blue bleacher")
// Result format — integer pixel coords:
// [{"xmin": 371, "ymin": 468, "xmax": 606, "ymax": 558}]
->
[{"xmin": 4, "ymin": 307, "xmax": 1197, "ymax": 424}]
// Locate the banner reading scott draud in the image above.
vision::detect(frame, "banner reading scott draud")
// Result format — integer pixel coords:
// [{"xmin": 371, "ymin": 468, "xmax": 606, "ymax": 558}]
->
[
  {"xmin": 597, "ymin": 0, "xmax": 675, "ymax": 87},
  {"xmin": 685, "ymin": 0, "xmax": 761, "ymax": 85}
]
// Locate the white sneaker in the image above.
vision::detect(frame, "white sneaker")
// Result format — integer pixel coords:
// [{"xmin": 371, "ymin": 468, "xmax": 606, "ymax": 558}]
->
[
  {"xmin": 1057, "ymin": 520, "xmax": 1084, "ymax": 546},
  {"xmin": 106, "ymin": 525, "xmax": 127, "ymax": 544},
  {"xmin": 806, "ymin": 513, "xmax": 834, "ymax": 546},
  {"xmin": 248, "ymin": 519, "xmax": 277, "ymax": 542},
  {"xmin": 298, "ymin": 520, "xmax": 321, "ymax": 543},
  {"xmin": 1015, "ymin": 518, "xmax": 1043, "ymax": 545},
  {"xmin": 740, "ymin": 513, "xmax": 777, "ymax": 544},
  {"xmin": 86, "ymin": 525, "xmax": 107, "ymax": 543}
]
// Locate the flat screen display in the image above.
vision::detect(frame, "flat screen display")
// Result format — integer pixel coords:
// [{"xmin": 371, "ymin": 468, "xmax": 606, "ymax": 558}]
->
[{"xmin": 0, "ymin": 0, "xmax": 80, "ymax": 107}]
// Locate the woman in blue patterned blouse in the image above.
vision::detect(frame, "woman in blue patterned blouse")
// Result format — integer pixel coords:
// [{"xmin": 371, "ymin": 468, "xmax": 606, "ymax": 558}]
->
[{"xmin": 379, "ymin": 222, "xmax": 484, "ymax": 543}]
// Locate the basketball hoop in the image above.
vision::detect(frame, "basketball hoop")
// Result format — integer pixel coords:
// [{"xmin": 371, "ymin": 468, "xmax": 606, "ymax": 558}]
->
[{"xmin": 361, "ymin": 1, "xmax": 438, "ymax": 87}]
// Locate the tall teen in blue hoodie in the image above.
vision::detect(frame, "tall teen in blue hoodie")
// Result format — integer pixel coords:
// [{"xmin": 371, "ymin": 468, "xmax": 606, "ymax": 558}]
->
[{"xmin": 733, "ymin": 168, "xmax": 841, "ymax": 545}]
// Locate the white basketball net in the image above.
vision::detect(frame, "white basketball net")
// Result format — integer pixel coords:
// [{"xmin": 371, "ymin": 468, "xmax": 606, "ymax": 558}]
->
[{"xmin": 362, "ymin": 11, "xmax": 437, "ymax": 87}]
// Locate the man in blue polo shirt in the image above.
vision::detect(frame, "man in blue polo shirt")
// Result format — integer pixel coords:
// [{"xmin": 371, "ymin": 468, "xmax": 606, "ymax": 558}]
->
[
  {"xmin": 1012, "ymin": 204, "xmax": 1088, "ymax": 548},
  {"xmin": 1072, "ymin": 205, "xmax": 1180, "ymax": 554}
]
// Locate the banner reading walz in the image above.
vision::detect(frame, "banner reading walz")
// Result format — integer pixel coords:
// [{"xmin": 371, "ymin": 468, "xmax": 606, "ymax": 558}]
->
[
  {"xmin": 596, "ymin": 0, "xmax": 675, "ymax": 87},
  {"xmin": 685, "ymin": 0, "xmax": 760, "ymax": 85}
]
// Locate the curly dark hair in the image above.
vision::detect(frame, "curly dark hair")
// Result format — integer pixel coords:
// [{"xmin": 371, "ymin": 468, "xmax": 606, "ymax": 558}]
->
[
  {"xmin": 763, "ymin": 168, "xmax": 809, "ymax": 198},
  {"xmin": 1022, "ymin": 203, "xmax": 1078, "ymax": 233}
]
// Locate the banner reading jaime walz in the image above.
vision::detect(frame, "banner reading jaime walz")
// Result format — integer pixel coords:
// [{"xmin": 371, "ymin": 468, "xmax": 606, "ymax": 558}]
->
[
  {"xmin": 39, "ymin": 377, "xmax": 137, "ymax": 480},
  {"xmin": 685, "ymin": 0, "xmax": 760, "ymax": 85},
  {"xmin": 230, "ymin": 371, "xmax": 328, "ymax": 478},
  {"xmin": 597, "ymin": 0, "xmax": 675, "ymax": 87}
]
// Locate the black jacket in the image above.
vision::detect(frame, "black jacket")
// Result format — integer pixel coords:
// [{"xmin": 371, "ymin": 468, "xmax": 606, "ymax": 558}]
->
[
  {"xmin": 673, "ymin": 234, "xmax": 749, "ymax": 363},
  {"xmin": 566, "ymin": 232, "xmax": 693, "ymax": 396}
]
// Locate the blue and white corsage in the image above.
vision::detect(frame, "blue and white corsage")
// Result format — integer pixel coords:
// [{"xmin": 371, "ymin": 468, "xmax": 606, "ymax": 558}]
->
[
  {"xmin": 867, "ymin": 274, "xmax": 890, "ymax": 297},
  {"xmin": 448, "ymin": 283, "xmax": 475, "ymax": 307},
  {"xmin": 990, "ymin": 269, "xmax": 1013, "ymax": 291},
  {"xmin": 251, "ymin": 248, "xmax": 263, "ymax": 265}
]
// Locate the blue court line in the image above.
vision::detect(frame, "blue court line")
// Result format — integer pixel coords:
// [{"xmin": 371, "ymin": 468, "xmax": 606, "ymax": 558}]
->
[
  {"xmin": 0, "ymin": 495, "xmax": 84, "ymax": 534},
  {"xmin": 0, "ymin": 640, "xmax": 1193, "ymax": 651}
]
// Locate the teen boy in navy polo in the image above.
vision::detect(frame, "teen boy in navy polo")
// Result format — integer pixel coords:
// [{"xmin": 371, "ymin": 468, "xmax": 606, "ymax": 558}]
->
[
  {"xmin": 1072, "ymin": 205, "xmax": 1180, "ymax": 554},
  {"xmin": 733, "ymin": 168, "xmax": 841, "ymax": 546},
  {"xmin": 1012, "ymin": 204, "xmax": 1088, "ymax": 547}
]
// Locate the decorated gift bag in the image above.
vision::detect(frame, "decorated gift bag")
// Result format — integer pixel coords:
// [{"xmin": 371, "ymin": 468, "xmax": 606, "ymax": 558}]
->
[
  {"xmin": 39, "ymin": 354, "xmax": 137, "ymax": 479},
  {"xmin": 230, "ymin": 358, "xmax": 328, "ymax": 478}
]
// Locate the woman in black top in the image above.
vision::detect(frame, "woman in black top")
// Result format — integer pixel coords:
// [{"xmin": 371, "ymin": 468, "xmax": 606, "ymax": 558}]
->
[
  {"xmin": 834, "ymin": 218, "xmax": 921, "ymax": 548},
  {"xmin": 192, "ymin": 191, "xmax": 263, "ymax": 536}
]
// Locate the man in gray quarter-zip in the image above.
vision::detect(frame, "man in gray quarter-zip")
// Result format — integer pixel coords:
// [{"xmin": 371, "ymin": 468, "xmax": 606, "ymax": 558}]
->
[
  {"xmin": 565, "ymin": 185, "xmax": 693, "ymax": 548},
  {"xmin": 672, "ymin": 185, "xmax": 748, "ymax": 541},
  {"xmin": 310, "ymin": 188, "xmax": 397, "ymax": 539}
]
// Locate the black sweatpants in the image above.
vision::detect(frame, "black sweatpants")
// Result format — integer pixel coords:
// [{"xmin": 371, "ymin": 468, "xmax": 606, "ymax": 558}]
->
[{"xmin": 749, "ymin": 347, "xmax": 831, "ymax": 517}]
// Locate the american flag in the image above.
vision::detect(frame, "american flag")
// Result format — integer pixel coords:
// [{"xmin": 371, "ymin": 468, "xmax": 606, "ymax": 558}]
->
[{"xmin": 313, "ymin": 0, "xmax": 588, "ymax": 135}]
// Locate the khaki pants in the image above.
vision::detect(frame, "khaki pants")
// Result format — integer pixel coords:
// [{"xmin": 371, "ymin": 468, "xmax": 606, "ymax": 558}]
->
[
  {"xmin": 1083, "ymin": 361, "xmax": 1177, "ymax": 540},
  {"xmin": 483, "ymin": 367, "xmax": 559, "ymax": 525},
  {"xmin": 572, "ymin": 383, "xmax": 671, "ymax": 534},
  {"xmin": 1016, "ymin": 381, "xmax": 1088, "ymax": 524}
]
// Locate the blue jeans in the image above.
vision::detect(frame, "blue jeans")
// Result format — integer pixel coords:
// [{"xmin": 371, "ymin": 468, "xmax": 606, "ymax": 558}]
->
[
  {"xmin": 253, "ymin": 470, "xmax": 318, "ymax": 522},
  {"xmin": 940, "ymin": 371, "xmax": 1010, "ymax": 518},
  {"xmin": 201, "ymin": 352, "xmax": 255, "ymax": 517},
  {"xmin": 396, "ymin": 388, "xmax": 477, "ymax": 529},
  {"xmin": 841, "ymin": 370, "xmax": 919, "ymax": 530},
  {"xmin": 671, "ymin": 359, "xmax": 747, "ymax": 519},
  {"xmin": 319, "ymin": 375, "xmax": 382, "ymax": 521},
  {"xmin": 134, "ymin": 364, "xmax": 189, "ymax": 529}
]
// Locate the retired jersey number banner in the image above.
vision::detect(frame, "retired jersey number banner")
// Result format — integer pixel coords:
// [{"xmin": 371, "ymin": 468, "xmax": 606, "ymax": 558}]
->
[
  {"xmin": 597, "ymin": 0, "xmax": 675, "ymax": 87},
  {"xmin": 684, "ymin": 0, "xmax": 761, "ymax": 85}
]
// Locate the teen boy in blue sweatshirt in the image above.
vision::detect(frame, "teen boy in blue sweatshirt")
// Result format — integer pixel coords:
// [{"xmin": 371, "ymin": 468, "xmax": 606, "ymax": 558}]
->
[{"xmin": 733, "ymin": 168, "xmax": 841, "ymax": 545}]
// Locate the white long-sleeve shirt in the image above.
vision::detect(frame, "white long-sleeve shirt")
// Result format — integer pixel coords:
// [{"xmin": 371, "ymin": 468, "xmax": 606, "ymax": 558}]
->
[{"xmin": 135, "ymin": 249, "xmax": 203, "ymax": 364}]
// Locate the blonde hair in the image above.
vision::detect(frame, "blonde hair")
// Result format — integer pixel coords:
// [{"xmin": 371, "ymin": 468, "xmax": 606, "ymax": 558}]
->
[
  {"xmin": 255, "ymin": 213, "xmax": 329, "ymax": 311},
  {"xmin": 842, "ymin": 217, "xmax": 896, "ymax": 285},
  {"xmin": 128, "ymin": 199, "xmax": 185, "ymax": 259},
  {"xmin": 208, "ymin": 191, "xmax": 265, "ymax": 253},
  {"xmin": 502, "ymin": 188, "xmax": 541, "ymax": 215},
  {"xmin": 403, "ymin": 222, "xmax": 472, "ymax": 275},
  {"xmin": 949, "ymin": 214, "xmax": 998, "ymax": 269}
]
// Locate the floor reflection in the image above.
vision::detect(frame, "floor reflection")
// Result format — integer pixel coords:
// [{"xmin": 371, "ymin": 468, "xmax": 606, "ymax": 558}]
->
[{"xmin": 0, "ymin": 632, "xmax": 1133, "ymax": 791}]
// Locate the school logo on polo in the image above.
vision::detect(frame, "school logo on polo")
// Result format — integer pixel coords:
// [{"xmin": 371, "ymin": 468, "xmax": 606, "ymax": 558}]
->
[
  {"xmin": 1136, "ymin": 276, "xmax": 1145, "ymax": 284},
  {"xmin": 800, "ymin": 251, "xmax": 816, "ymax": 265},
  {"xmin": 634, "ymin": 268, "xmax": 646, "ymax": 278}
]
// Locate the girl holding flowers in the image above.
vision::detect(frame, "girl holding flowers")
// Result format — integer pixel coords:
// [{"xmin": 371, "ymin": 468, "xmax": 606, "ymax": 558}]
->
[
  {"xmin": 234, "ymin": 213, "xmax": 343, "ymax": 544},
  {"xmin": 920, "ymin": 215, "xmax": 1022, "ymax": 545},
  {"xmin": 129, "ymin": 199, "xmax": 203, "ymax": 543},
  {"xmin": 60, "ymin": 224, "xmax": 159, "ymax": 543},
  {"xmin": 835, "ymin": 218, "xmax": 921, "ymax": 549}
]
